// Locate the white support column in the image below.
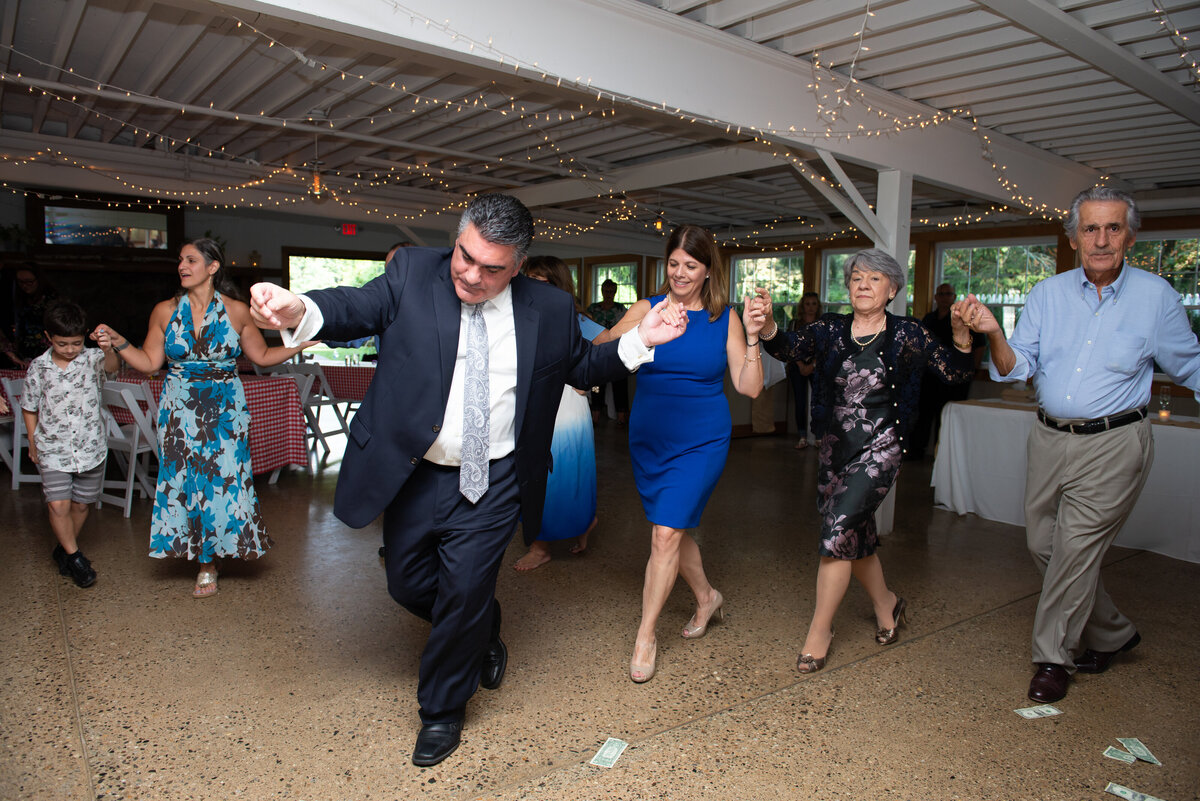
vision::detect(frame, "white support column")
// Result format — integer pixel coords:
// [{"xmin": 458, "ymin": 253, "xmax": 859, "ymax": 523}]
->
[{"xmin": 872, "ymin": 168, "xmax": 913, "ymax": 536}]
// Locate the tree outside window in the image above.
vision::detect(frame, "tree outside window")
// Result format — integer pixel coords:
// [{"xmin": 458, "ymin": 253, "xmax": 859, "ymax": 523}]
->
[
  {"xmin": 938, "ymin": 242, "xmax": 1056, "ymax": 338},
  {"xmin": 289, "ymin": 254, "xmax": 386, "ymax": 360},
  {"xmin": 730, "ymin": 252, "xmax": 806, "ymax": 329}
]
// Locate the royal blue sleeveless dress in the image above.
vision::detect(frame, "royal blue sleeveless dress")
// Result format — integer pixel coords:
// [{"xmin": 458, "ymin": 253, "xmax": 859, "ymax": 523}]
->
[{"xmin": 628, "ymin": 299, "xmax": 731, "ymax": 529}]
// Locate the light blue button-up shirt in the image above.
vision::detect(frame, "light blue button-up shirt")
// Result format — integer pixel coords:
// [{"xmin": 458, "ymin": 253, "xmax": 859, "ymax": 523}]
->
[{"xmin": 989, "ymin": 265, "xmax": 1200, "ymax": 419}]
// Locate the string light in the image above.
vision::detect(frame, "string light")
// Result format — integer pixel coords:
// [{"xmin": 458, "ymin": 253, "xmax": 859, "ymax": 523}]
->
[
  {"xmin": 1150, "ymin": 0, "xmax": 1200, "ymax": 89},
  {"xmin": 0, "ymin": 2, "xmax": 1103, "ymax": 242}
]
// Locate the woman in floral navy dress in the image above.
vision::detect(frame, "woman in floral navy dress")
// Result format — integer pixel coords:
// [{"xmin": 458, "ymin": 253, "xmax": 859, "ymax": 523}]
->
[
  {"xmin": 95, "ymin": 238, "xmax": 309, "ymax": 597},
  {"xmin": 757, "ymin": 250, "xmax": 975, "ymax": 674}
]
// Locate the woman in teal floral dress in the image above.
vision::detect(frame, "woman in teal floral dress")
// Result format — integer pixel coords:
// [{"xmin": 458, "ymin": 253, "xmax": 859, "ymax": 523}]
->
[{"xmin": 94, "ymin": 239, "xmax": 309, "ymax": 597}]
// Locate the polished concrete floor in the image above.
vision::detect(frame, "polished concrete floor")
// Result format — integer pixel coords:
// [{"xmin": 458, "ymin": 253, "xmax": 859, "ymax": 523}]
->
[{"xmin": 3, "ymin": 422, "xmax": 1198, "ymax": 801}]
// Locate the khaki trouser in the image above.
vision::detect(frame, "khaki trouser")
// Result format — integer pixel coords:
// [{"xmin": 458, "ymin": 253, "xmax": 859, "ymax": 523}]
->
[{"xmin": 1024, "ymin": 416, "xmax": 1152, "ymax": 670}]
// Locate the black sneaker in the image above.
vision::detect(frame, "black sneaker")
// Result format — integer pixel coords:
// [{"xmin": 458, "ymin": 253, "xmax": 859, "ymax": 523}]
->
[
  {"xmin": 52, "ymin": 544, "xmax": 70, "ymax": 575},
  {"xmin": 63, "ymin": 551, "xmax": 97, "ymax": 588}
]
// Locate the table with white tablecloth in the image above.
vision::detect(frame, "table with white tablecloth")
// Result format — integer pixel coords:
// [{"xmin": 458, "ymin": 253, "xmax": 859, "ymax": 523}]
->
[{"xmin": 931, "ymin": 400, "xmax": 1200, "ymax": 563}]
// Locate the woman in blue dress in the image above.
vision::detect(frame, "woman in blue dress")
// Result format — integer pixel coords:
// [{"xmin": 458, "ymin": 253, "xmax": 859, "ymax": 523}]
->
[
  {"xmin": 512, "ymin": 256, "xmax": 606, "ymax": 571},
  {"xmin": 94, "ymin": 239, "xmax": 309, "ymax": 597},
  {"xmin": 600, "ymin": 225, "xmax": 769, "ymax": 682}
]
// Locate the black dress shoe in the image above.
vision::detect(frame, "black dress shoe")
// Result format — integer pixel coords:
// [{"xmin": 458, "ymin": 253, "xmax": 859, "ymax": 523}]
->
[
  {"xmin": 412, "ymin": 721, "xmax": 461, "ymax": 767},
  {"xmin": 63, "ymin": 551, "xmax": 97, "ymax": 588},
  {"xmin": 1075, "ymin": 632, "xmax": 1141, "ymax": 674},
  {"xmin": 480, "ymin": 637, "xmax": 507, "ymax": 690},
  {"xmin": 1028, "ymin": 663, "xmax": 1070, "ymax": 703}
]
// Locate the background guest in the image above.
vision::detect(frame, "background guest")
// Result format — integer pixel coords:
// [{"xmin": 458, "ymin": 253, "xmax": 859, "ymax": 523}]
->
[
  {"xmin": 758, "ymin": 249, "xmax": 974, "ymax": 674},
  {"xmin": 585, "ymin": 278, "xmax": 630, "ymax": 425},
  {"xmin": 93, "ymin": 238, "xmax": 309, "ymax": 598},
  {"xmin": 786, "ymin": 291, "xmax": 821, "ymax": 449},
  {"xmin": 13, "ymin": 264, "xmax": 56, "ymax": 362},
  {"xmin": 908, "ymin": 283, "xmax": 985, "ymax": 459},
  {"xmin": 513, "ymin": 256, "xmax": 605, "ymax": 571},
  {"xmin": 599, "ymin": 224, "xmax": 767, "ymax": 683}
]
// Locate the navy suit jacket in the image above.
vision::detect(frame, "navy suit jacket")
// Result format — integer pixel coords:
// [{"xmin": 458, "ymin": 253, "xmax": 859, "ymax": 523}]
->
[{"xmin": 309, "ymin": 246, "xmax": 629, "ymax": 543}]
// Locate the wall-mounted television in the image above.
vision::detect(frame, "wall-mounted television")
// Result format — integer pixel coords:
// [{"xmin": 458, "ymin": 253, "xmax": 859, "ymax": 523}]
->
[{"xmin": 27, "ymin": 193, "xmax": 183, "ymax": 256}]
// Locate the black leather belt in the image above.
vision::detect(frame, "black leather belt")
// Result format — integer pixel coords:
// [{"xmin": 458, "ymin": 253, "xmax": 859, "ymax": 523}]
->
[{"xmin": 1036, "ymin": 407, "xmax": 1148, "ymax": 435}]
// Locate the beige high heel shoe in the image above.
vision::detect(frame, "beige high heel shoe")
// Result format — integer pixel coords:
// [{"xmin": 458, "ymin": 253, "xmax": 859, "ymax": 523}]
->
[
  {"xmin": 630, "ymin": 640, "xmax": 657, "ymax": 683},
  {"xmin": 681, "ymin": 590, "xmax": 724, "ymax": 639}
]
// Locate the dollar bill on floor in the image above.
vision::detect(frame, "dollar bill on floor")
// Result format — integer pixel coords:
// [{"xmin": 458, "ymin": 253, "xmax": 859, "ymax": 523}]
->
[
  {"xmin": 590, "ymin": 738, "xmax": 629, "ymax": 768},
  {"xmin": 1103, "ymin": 746, "xmax": 1137, "ymax": 764},
  {"xmin": 1014, "ymin": 704, "xmax": 1062, "ymax": 719},
  {"xmin": 1117, "ymin": 738, "xmax": 1162, "ymax": 766},
  {"xmin": 1103, "ymin": 781, "xmax": 1167, "ymax": 801}
]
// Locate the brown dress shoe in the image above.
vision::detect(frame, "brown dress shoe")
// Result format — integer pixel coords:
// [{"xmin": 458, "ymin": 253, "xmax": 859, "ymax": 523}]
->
[
  {"xmin": 1075, "ymin": 632, "xmax": 1141, "ymax": 674},
  {"xmin": 1028, "ymin": 663, "xmax": 1070, "ymax": 703}
]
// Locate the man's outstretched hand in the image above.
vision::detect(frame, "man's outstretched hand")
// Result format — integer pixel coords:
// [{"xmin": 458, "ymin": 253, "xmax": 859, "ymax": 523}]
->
[
  {"xmin": 250, "ymin": 283, "xmax": 305, "ymax": 330},
  {"xmin": 637, "ymin": 297, "xmax": 688, "ymax": 347}
]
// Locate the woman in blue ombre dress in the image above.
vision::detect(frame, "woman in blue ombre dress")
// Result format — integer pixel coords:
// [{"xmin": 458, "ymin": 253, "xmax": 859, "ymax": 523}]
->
[
  {"xmin": 598, "ymin": 224, "xmax": 769, "ymax": 683},
  {"xmin": 93, "ymin": 238, "xmax": 310, "ymax": 597},
  {"xmin": 513, "ymin": 256, "xmax": 606, "ymax": 571}
]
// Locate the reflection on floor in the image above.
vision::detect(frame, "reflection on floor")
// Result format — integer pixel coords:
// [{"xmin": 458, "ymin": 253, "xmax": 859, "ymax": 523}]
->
[{"xmin": 2, "ymin": 422, "xmax": 1197, "ymax": 800}]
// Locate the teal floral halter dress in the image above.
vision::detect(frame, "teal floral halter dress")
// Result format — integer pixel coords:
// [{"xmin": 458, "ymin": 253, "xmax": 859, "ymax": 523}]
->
[{"xmin": 149, "ymin": 293, "xmax": 271, "ymax": 562}]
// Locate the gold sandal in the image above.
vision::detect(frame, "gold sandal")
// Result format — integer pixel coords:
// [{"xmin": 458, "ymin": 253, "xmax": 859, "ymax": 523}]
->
[{"xmin": 193, "ymin": 566, "xmax": 218, "ymax": 598}]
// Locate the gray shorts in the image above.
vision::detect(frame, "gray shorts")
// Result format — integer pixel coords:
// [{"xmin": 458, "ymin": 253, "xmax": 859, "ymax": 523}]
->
[{"xmin": 40, "ymin": 461, "xmax": 106, "ymax": 504}]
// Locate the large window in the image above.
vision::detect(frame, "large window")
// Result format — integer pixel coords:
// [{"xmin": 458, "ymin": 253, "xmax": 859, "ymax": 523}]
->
[
  {"xmin": 287, "ymin": 251, "xmax": 387, "ymax": 360},
  {"xmin": 937, "ymin": 241, "xmax": 1057, "ymax": 337},
  {"xmin": 1128, "ymin": 234, "xmax": 1200, "ymax": 336},
  {"xmin": 822, "ymin": 249, "xmax": 915, "ymax": 315},
  {"xmin": 591, "ymin": 262, "xmax": 639, "ymax": 305},
  {"xmin": 730, "ymin": 252, "xmax": 806, "ymax": 328}
]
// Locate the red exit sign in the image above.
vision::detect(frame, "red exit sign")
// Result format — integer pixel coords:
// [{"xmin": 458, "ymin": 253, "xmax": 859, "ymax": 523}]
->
[{"xmin": 341, "ymin": 223, "xmax": 358, "ymax": 236}]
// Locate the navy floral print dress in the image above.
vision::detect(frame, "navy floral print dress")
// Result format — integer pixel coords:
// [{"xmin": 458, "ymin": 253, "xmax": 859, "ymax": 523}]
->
[
  {"xmin": 818, "ymin": 337, "xmax": 898, "ymax": 559},
  {"xmin": 149, "ymin": 293, "xmax": 271, "ymax": 562},
  {"xmin": 762, "ymin": 312, "xmax": 974, "ymax": 560}
]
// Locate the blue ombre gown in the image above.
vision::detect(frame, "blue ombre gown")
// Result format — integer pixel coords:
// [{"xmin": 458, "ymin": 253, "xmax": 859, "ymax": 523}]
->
[
  {"xmin": 628, "ymin": 299, "xmax": 732, "ymax": 529},
  {"xmin": 149, "ymin": 293, "xmax": 271, "ymax": 561},
  {"xmin": 534, "ymin": 313, "xmax": 606, "ymax": 541}
]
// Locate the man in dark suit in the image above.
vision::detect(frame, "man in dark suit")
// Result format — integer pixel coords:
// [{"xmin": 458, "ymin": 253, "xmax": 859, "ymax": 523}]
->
[{"xmin": 250, "ymin": 194, "xmax": 685, "ymax": 766}]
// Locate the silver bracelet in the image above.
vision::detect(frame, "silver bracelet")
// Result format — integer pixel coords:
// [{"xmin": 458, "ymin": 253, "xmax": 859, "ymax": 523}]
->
[{"xmin": 760, "ymin": 322, "xmax": 779, "ymax": 341}]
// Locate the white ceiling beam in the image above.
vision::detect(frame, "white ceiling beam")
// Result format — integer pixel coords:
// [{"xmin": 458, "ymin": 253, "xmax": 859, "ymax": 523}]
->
[
  {"xmin": 510, "ymin": 145, "xmax": 782, "ymax": 207},
  {"xmin": 787, "ymin": 163, "xmax": 880, "ymax": 242},
  {"xmin": 816, "ymin": 149, "xmax": 886, "ymax": 242},
  {"xmin": 211, "ymin": 0, "xmax": 1103, "ymax": 214},
  {"xmin": 974, "ymin": 0, "xmax": 1200, "ymax": 126}
]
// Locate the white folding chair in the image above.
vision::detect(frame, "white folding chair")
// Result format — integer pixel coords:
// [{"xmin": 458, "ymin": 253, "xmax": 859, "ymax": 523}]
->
[
  {"xmin": 266, "ymin": 371, "xmax": 315, "ymax": 484},
  {"xmin": 97, "ymin": 382, "xmax": 158, "ymax": 517},
  {"xmin": 286, "ymin": 363, "xmax": 350, "ymax": 465},
  {"xmin": 0, "ymin": 377, "xmax": 42, "ymax": 489}
]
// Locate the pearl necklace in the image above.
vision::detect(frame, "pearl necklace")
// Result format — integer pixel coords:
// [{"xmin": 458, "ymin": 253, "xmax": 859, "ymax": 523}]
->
[{"xmin": 851, "ymin": 321, "xmax": 885, "ymax": 347}]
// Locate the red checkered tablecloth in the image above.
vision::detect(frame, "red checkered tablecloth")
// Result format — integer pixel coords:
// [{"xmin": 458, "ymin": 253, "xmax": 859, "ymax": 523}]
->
[
  {"xmin": 320, "ymin": 364, "xmax": 375, "ymax": 403},
  {"xmin": 114, "ymin": 374, "xmax": 306, "ymax": 476}
]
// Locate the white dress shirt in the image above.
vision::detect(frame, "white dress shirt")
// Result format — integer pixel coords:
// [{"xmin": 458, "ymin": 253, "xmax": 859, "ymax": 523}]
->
[{"xmin": 284, "ymin": 285, "xmax": 654, "ymax": 465}]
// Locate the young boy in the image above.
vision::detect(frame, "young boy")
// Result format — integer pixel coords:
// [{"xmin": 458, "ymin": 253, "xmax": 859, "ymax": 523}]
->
[{"xmin": 20, "ymin": 300, "xmax": 118, "ymax": 588}]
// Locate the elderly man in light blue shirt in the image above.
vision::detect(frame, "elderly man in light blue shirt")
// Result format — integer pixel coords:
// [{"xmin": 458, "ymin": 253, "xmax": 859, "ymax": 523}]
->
[{"xmin": 960, "ymin": 186, "xmax": 1200, "ymax": 705}]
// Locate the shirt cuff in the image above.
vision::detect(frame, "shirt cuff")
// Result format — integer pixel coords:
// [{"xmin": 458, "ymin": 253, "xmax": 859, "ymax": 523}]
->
[
  {"xmin": 281, "ymin": 295, "xmax": 324, "ymax": 347},
  {"xmin": 617, "ymin": 327, "xmax": 654, "ymax": 370}
]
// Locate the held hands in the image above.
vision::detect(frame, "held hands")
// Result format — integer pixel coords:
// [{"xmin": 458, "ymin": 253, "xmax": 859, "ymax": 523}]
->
[
  {"xmin": 91, "ymin": 324, "xmax": 117, "ymax": 351},
  {"xmin": 742, "ymin": 287, "xmax": 770, "ymax": 336},
  {"xmin": 637, "ymin": 297, "xmax": 689, "ymax": 347},
  {"xmin": 951, "ymin": 294, "xmax": 1000, "ymax": 336},
  {"xmin": 250, "ymin": 282, "xmax": 306, "ymax": 330}
]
